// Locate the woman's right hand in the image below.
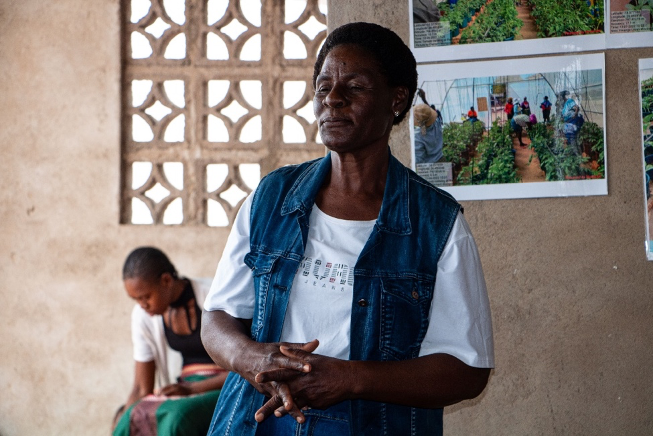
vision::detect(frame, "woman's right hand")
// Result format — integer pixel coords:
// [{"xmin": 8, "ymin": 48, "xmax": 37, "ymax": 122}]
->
[
  {"xmin": 239, "ymin": 339, "xmax": 319, "ymax": 423},
  {"xmin": 201, "ymin": 311, "xmax": 318, "ymax": 423}
]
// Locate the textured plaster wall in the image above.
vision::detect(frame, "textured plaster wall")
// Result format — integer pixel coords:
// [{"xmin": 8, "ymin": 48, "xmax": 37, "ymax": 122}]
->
[
  {"xmin": 0, "ymin": 0, "xmax": 651, "ymax": 435},
  {"xmin": 0, "ymin": 1, "xmax": 231, "ymax": 434},
  {"xmin": 329, "ymin": 2, "xmax": 653, "ymax": 435}
]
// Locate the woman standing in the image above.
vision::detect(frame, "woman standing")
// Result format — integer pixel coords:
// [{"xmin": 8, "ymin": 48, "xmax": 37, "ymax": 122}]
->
[
  {"xmin": 505, "ymin": 97, "xmax": 514, "ymax": 122},
  {"xmin": 413, "ymin": 103, "xmax": 444, "ymax": 163},
  {"xmin": 520, "ymin": 96, "xmax": 531, "ymax": 115},
  {"xmin": 113, "ymin": 247, "xmax": 227, "ymax": 436},
  {"xmin": 201, "ymin": 22, "xmax": 494, "ymax": 436}
]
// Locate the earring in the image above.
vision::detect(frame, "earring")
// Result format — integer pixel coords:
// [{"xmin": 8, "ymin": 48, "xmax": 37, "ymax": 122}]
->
[{"xmin": 394, "ymin": 111, "xmax": 400, "ymax": 117}]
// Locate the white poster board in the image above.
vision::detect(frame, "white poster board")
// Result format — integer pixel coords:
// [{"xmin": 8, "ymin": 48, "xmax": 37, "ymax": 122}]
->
[{"xmin": 638, "ymin": 58, "xmax": 653, "ymax": 260}]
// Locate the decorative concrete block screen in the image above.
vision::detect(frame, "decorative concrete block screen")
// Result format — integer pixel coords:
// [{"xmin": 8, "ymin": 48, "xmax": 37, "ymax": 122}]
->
[{"xmin": 121, "ymin": 0, "xmax": 327, "ymax": 226}]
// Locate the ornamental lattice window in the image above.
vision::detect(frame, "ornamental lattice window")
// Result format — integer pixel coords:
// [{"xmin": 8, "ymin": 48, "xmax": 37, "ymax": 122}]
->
[{"xmin": 121, "ymin": 0, "xmax": 327, "ymax": 226}]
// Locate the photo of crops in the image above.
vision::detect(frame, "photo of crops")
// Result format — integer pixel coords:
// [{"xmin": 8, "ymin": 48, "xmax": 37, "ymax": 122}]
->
[
  {"xmin": 413, "ymin": 61, "xmax": 605, "ymax": 191},
  {"xmin": 412, "ymin": 0, "xmax": 604, "ymax": 47}
]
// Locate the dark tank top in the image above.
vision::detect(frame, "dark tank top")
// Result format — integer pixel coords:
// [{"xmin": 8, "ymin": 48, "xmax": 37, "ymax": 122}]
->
[{"xmin": 163, "ymin": 280, "xmax": 214, "ymax": 366}]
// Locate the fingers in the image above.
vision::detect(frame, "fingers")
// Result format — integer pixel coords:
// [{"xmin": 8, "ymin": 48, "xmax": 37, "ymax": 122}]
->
[
  {"xmin": 266, "ymin": 340, "xmax": 317, "ymax": 373},
  {"xmin": 255, "ymin": 368, "xmax": 303, "ymax": 384},
  {"xmin": 255, "ymin": 395, "xmax": 283, "ymax": 423},
  {"xmin": 158, "ymin": 384, "xmax": 175, "ymax": 396},
  {"xmin": 254, "ymin": 383, "xmax": 306, "ymax": 424},
  {"xmin": 256, "ymin": 401, "xmax": 306, "ymax": 424},
  {"xmin": 279, "ymin": 338, "xmax": 319, "ymax": 361},
  {"xmin": 283, "ymin": 339, "xmax": 319, "ymax": 353},
  {"xmin": 279, "ymin": 344, "xmax": 315, "ymax": 362},
  {"xmin": 299, "ymin": 339, "xmax": 319, "ymax": 353}
]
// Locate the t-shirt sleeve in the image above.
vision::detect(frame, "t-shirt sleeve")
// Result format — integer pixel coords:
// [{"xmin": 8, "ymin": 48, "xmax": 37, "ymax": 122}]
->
[
  {"xmin": 131, "ymin": 304, "xmax": 155, "ymax": 363},
  {"xmin": 418, "ymin": 212, "xmax": 495, "ymax": 368},
  {"xmin": 203, "ymin": 193, "xmax": 256, "ymax": 319}
]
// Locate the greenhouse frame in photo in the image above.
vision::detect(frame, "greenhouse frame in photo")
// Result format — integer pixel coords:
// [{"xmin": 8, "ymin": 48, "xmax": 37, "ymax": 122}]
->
[{"xmin": 411, "ymin": 53, "xmax": 607, "ymax": 201}]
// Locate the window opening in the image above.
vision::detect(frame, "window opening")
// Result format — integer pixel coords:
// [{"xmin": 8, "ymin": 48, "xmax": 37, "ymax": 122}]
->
[{"xmin": 122, "ymin": 0, "xmax": 327, "ymax": 226}]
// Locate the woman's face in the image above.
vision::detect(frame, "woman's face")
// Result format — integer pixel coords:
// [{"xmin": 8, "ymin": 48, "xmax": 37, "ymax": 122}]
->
[
  {"xmin": 313, "ymin": 44, "xmax": 407, "ymax": 154},
  {"xmin": 124, "ymin": 274, "xmax": 172, "ymax": 316}
]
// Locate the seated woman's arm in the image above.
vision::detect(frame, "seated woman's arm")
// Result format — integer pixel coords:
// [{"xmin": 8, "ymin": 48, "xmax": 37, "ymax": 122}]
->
[
  {"xmin": 126, "ymin": 360, "xmax": 155, "ymax": 405},
  {"xmin": 113, "ymin": 360, "xmax": 155, "ymax": 427},
  {"xmin": 158, "ymin": 371, "xmax": 228, "ymax": 396}
]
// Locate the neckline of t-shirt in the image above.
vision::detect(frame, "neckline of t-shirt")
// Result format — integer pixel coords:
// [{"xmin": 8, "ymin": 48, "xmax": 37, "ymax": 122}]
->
[{"xmin": 312, "ymin": 204, "xmax": 377, "ymax": 227}]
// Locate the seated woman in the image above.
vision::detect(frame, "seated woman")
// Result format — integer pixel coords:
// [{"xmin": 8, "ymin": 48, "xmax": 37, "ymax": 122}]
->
[
  {"xmin": 113, "ymin": 247, "xmax": 227, "ymax": 436},
  {"xmin": 467, "ymin": 106, "xmax": 479, "ymax": 123}
]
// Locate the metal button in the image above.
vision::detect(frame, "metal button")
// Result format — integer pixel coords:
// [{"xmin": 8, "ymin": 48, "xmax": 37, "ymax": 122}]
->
[
  {"xmin": 357, "ymin": 299, "xmax": 368, "ymax": 307},
  {"xmin": 411, "ymin": 290, "xmax": 419, "ymax": 300}
]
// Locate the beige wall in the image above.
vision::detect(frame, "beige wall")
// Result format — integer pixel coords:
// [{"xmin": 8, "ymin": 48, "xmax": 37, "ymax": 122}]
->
[
  {"xmin": 0, "ymin": 0, "xmax": 651, "ymax": 435},
  {"xmin": 0, "ymin": 1, "xmax": 231, "ymax": 434},
  {"xmin": 327, "ymin": 2, "xmax": 653, "ymax": 435}
]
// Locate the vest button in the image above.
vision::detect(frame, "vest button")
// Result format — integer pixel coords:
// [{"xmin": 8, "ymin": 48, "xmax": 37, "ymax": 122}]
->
[{"xmin": 357, "ymin": 299, "xmax": 368, "ymax": 307}]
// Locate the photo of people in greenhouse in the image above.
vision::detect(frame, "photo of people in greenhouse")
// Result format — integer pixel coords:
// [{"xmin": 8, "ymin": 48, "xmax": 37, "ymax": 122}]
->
[
  {"xmin": 638, "ymin": 58, "xmax": 652, "ymax": 260},
  {"xmin": 410, "ymin": 0, "xmax": 606, "ymax": 62},
  {"xmin": 411, "ymin": 53, "xmax": 607, "ymax": 201}
]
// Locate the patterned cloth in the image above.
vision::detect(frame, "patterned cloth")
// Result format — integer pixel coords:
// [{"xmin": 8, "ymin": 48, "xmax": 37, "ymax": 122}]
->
[{"xmin": 113, "ymin": 371, "xmax": 222, "ymax": 436}]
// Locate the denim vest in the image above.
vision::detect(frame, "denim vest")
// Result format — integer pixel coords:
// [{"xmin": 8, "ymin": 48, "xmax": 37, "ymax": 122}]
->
[{"xmin": 208, "ymin": 151, "xmax": 461, "ymax": 436}]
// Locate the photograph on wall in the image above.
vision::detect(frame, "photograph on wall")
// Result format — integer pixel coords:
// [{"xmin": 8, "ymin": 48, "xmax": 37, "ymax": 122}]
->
[
  {"xmin": 411, "ymin": 53, "xmax": 607, "ymax": 201},
  {"xmin": 638, "ymin": 58, "xmax": 653, "ymax": 260},
  {"xmin": 410, "ymin": 0, "xmax": 606, "ymax": 62},
  {"xmin": 606, "ymin": 0, "xmax": 653, "ymax": 47}
]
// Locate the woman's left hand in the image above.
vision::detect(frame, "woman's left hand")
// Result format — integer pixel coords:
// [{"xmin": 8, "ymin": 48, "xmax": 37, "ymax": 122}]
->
[
  {"xmin": 254, "ymin": 344, "xmax": 353, "ymax": 420},
  {"xmin": 157, "ymin": 382, "xmax": 194, "ymax": 397}
]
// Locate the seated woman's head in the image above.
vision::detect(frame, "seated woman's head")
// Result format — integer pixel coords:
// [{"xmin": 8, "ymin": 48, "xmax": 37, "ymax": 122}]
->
[
  {"xmin": 122, "ymin": 246, "xmax": 179, "ymax": 316},
  {"xmin": 313, "ymin": 23, "xmax": 418, "ymax": 152}
]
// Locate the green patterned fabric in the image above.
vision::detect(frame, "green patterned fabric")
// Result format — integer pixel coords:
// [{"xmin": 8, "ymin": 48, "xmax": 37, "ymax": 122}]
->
[{"xmin": 113, "ymin": 375, "xmax": 220, "ymax": 436}]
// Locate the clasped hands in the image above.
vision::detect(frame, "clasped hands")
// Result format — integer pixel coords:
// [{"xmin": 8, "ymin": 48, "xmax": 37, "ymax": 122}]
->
[{"xmin": 246, "ymin": 339, "xmax": 349, "ymax": 424}]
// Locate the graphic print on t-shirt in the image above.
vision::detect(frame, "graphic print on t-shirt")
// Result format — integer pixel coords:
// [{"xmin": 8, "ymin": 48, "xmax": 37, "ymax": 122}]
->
[
  {"xmin": 279, "ymin": 205, "xmax": 375, "ymax": 359},
  {"xmin": 297, "ymin": 257, "xmax": 355, "ymax": 292}
]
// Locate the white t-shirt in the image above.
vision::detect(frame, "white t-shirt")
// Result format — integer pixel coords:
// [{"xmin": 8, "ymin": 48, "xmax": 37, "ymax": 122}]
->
[
  {"xmin": 280, "ymin": 205, "xmax": 374, "ymax": 359},
  {"xmin": 205, "ymin": 194, "xmax": 494, "ymax": 368},
  {"xmin": 132, "ymin": 278, "xmax": 213, "ymax": 387}
]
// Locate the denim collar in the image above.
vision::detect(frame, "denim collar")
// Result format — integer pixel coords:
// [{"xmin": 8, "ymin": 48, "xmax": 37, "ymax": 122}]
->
[{"xmin": 280, "ymin": 149, "xmax": 412, "ymax": 236}]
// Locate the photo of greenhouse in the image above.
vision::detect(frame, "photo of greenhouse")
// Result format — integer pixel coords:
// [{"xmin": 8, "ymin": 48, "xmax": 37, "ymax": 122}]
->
[
  {"xmin": 412, "ymin": 54, "xmax": 607, "ymax": 200},
  {"xmin": 638, "ymin": 59, "xmax": 652, "ymax": 259},
  {"xmin": 412, "ymin": 0, "xmax": 605, "ymax": 48}
]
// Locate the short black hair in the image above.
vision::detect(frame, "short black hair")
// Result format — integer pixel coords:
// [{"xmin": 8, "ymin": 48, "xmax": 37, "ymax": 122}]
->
[
  {"xmin": 122, "ymin": 247, "xmax": 178, "ymax": 282},
  {"xmin": 313, "ymin": 22, "xmax": 417, "ymax": 125}
]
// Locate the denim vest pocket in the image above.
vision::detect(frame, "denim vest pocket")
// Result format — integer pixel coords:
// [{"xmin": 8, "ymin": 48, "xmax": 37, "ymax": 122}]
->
[
  {"xmin": 379, "ymin": 277, "xmax": 433, "ymax": 360},
  {"xmin": 245, "ymin": 251, "xmax": 279, "ymax": 341}
]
